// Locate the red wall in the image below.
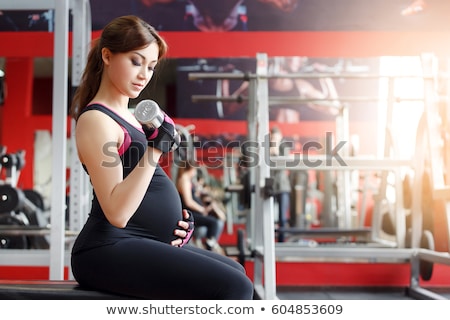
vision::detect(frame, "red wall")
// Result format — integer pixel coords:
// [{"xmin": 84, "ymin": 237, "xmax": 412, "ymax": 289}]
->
[
  {"xmin": 0, "ymin": 58, "xmax": 70, "ymax": 189},
  {"xmin": 2, "ymin": 31, "xmax": 450, "ymax": 58},
  {"xmin": 1, "ymin": 30, "xmax": 450, "ymax": 188},
  {"xmin": 2, "ymin": 57, "xmax": 35, "ymax": 189}
]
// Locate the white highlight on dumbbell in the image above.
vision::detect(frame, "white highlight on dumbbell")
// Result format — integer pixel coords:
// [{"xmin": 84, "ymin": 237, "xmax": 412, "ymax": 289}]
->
[
  {"xmin": 134, "ymin": 99, "xmax": 181, "ymax": 151},
  {"xmin": 134, "ymin": 99, "xmax": 165, "ymax": 128}
]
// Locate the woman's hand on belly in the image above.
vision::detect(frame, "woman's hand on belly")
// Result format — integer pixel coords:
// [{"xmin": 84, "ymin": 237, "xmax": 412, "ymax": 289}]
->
[{"xmin": 171, "ymin": 209, "xmax": 195, "ymax": 247}]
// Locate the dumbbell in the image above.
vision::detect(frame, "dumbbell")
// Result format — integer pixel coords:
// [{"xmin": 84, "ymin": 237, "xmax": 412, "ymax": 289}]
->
[
  {"xmin": 0, "ymin": 184, "xmax": 25, "ymax": 213},
  {"xmin": 134, "ymin": 99, "xmax": 181, "ymax": 151}
]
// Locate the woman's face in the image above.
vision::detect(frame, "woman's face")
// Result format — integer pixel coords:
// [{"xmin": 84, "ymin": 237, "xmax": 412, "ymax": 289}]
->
[{"xmin": 103, "ymin": 42, "xmax": 159, "ymax": 99}]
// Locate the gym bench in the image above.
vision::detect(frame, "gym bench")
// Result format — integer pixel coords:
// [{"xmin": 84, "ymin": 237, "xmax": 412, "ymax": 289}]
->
[{"xmin": 0, "ymin": 280, "xmax": 133, "ymax": 300}]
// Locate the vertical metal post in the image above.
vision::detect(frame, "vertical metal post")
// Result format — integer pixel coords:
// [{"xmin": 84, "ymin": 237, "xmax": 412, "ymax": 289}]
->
[
  {"xmin": 67, "ymin": 0, "xmax": 92, "ymax": 279},
  {"xmin": 371, "ymin": 76, "xmax": 397, "ymax": 244},
  {"xmin": 335, "ymin": 105, "xmax": 352, "ymax": 229},
  {"xmin": 69, "ymin": 0, "xmax": 91, "ymax": 233},
  {"xmin": 246, "ymin": 71, "xmax": 258, "ymax": 290},
  {"xmin": 246, "ymin": 76, "xmax": 257, "ymax": 252},
  {"xmin": 253, "ymin": 53, "xmax": 277, "ymax": 299},
  {"xmin": 49, "ymin": 0, "xmax": 69, "ymax": 280},
  {"xmin": 71, "ymin": 0, "xmax": 91, "ymax": 87}
]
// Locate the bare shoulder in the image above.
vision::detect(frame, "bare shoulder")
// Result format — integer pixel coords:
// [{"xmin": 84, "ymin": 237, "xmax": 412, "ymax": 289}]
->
[
  {"xmin": 75, "ymin": 109, "xmax": 123, "ymax": 163},
  {"xmin": 76, "ymin": 109, "xmax": 122, "ymax": 136}
]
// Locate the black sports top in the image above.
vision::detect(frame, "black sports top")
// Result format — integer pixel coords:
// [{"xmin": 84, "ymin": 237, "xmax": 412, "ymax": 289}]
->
[{"xmin": 72, "ymin": 104, "xmax": 182, "ymax": 254}]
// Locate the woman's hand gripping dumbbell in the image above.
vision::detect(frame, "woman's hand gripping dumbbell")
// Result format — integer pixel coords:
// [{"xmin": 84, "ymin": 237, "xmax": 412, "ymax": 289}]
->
[{"xmin": 134, "ymin": 100, "xmax": 181, "ymax": 153}]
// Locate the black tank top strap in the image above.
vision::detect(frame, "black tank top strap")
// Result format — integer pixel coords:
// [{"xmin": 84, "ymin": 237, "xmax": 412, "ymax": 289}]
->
[
  {"xmin": 79, "ymin": 104, "xmax": 148, "ymax": 177},
  {"xmin": 82, "ymin": 103, "xmax": 137, "ymax": 135}
]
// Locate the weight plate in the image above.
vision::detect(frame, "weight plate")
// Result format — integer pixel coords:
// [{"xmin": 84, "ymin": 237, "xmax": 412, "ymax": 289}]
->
[
  {"xmin": 0, "ymin": 185, "xmax": 23, "ymax": 213},
  {"xmin": 0, "ymin": 214, "xmax": 29, "ymax": 249}
]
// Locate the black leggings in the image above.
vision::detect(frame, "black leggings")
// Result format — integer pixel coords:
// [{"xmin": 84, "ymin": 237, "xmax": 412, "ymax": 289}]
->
[{"xmin": 71, "ymin": 238, "xmax": 254, "ymax": 300}]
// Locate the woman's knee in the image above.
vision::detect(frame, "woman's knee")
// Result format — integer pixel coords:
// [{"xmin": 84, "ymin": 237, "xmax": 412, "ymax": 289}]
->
[{"xmin": 225, "ymin": 272, "xmax": 254, "ymax": 299}]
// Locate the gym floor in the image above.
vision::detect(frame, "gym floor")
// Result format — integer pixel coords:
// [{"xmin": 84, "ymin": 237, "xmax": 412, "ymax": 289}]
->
[
  {"xmin": 276, "ymin": 286, "xmax": 450, "ymax": 300},
  {"xmin": 239, "ymin": 250, "xmax": 450, "ymax": 300}
]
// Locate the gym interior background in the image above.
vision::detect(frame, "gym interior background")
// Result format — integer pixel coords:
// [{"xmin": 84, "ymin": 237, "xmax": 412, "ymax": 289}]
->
[{"xmin": 1, "ymin": 0, "xmax": 450, "ymax": 299}]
